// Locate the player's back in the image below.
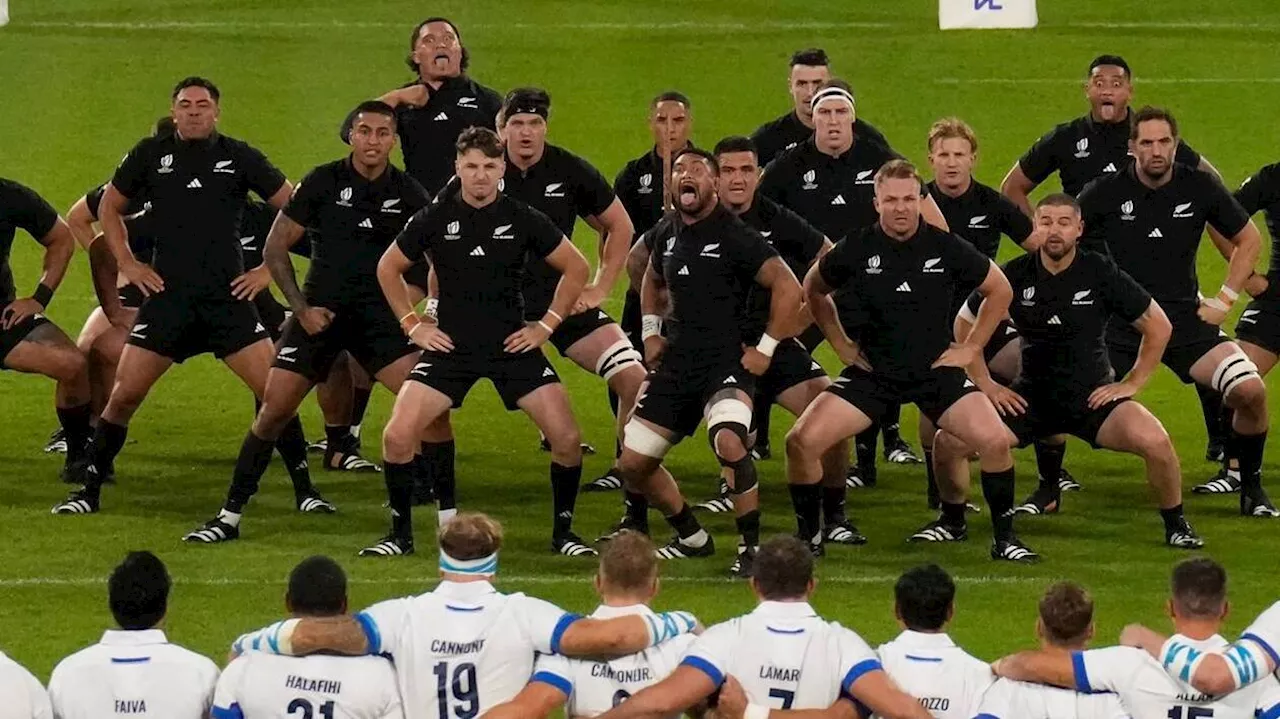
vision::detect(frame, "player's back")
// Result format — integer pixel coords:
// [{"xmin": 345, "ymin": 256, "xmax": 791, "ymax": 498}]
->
[
  {"xmin": 876, "ymin": 630, "xmax": 993, "ymax": 718},
  {"xmin": 213, "ymin": 651, "xmax": 402, "ymax": 719},
  {"xmin": 683, "ymin": 602, "xmax": 877, "ymax": 710},
  {"xmin": 976, "ymin": 677, "xmax": 1128, "ymax": 719},
  {"xmin": 0, "ymin": 649, "xmax": 51, "ymax": 719},
  {"xmin": 1077, "ymin": 636, "xmax": 1280, "ymax": 719}
]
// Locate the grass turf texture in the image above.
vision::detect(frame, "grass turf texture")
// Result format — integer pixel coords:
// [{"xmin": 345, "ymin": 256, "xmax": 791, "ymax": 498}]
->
[{"xmin": 2, "ymin": 0, "xmax": 1279, "ymax": 687}]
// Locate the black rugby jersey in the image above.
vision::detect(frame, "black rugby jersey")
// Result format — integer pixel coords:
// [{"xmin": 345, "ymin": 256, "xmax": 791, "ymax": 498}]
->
[
  {"xmin": 394, "ymin": 76, "xmax": 502, "ymax": 195},
  {"xmin": 0, "ymin": 178, "xmax": 60, "ymax": 304},
  {"xmin": 751, "ymin": 111, "xmax": 891, "ymax": 167},
  {"xmin": 1234, "ymin": 162, "xmax": 1280, "ymax": 305}
]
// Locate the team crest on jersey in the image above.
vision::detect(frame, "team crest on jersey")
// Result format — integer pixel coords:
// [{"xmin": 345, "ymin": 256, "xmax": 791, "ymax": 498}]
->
[
  {"xmin": 338, "ymin": 187, "xmax": 353, "ymax": 207},
  {"xmin": 157, "ymin": 154, "xmax": 174, "ymax": 174},
  {"xmin": 664, "ymin": 237, "xmax": 675, "ymax": 256},
  {"xmin": 381, "ymin": 198, "xmax": 403, "ymax": 214},
  {"xmin": 968, "ymin": 215, "xmax": 989, "ymax": 229},
  {"xmin": 493, "ymin": 224, "xmax": 515, "ymax": 240},
  {"xmin": 802, "ymin": 170, "xmax": 818, "ymax": 190},
  {"xmin": 1072, "ymin": 289, "xmax": 1094, "ymax": 305},
  {"xmin": 544, "ymin": 182, "xmax": 565, "ymax": 198},
  {"xmin": 457, "ymin": 96, "xmax": 478, "ymax": 109},
  {"xmin": 638, "ymin": 173, "xmax": 654, "ymax": 194},
  {"xmin": 1074, "ymin": 138, "xmax": 1090, "ymax": 159},
  {"xmin": 922, "ymin": 257, "xmax": 944, "ymax": 274},
  {"xmin": 1020, "ymin": 286, "xmax": 1036, "ymax": 306},
  {"xmin": 864, "ymin": 255, "xmax": 882, "ymax": 274},
  {"xmin": 445, "ymin": 220, "xmax": 462, "ymax": 240},
  {"xmin": 1120, "ymin": 200, "xmax": 1135, "ymax": 221},
  {"xmin": 1173, "ymin": 201, "xmax": 1194, "ymax": 218},
  {"xmin": 855, "ymin": 169, "xmax": 875, "ymax": 185},
  {"xmin": 214, "ymin": 159, "xmax": 235, "ymax": 174}
]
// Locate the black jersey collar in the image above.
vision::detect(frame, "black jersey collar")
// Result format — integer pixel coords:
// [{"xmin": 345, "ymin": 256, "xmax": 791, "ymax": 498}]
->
[
  {"xmin": 342, "ymin": 155, "xmax": 394, "ymax": 188},
  {"xmin": 802, "ymin": 135, "xmax": 859, "ymax": 164},
  {"xmin": 1083, "ymin": 106, "xmax": 1132, "ymax": 133},
  {"xmin": 174, "ymin": 129, "xmax": 220, "ymax": 149}
]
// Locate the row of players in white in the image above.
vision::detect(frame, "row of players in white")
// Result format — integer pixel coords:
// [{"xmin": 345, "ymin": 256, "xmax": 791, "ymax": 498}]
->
[{"xmin": 4, "ymin": 556, "xmax": 1280, "ymax": 718}]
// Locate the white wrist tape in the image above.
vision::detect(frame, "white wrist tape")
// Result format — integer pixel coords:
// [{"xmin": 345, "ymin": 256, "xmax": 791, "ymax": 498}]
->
[
  {"xmin": 756, "ymin": 333, "xmax": 780, "ymax": 358},
  {"xmin": 1160, "ymin": 636, "xmax": 1207, "ymax": 684},
  {"xmin": 425, "ymin": 297, "xmax": 439, "ymax": 320},
  {"xmin": 645, "ymin": 610, "xmax": 697, "ymax": 647},
  {"xmin": 1203, "ymin": 297, "xmax": 1230, "ymax": 313},
  {"xmin": 642, "ymin": 314, "xmax": 663, "ymax": 341},
  {"xmin": 744, "ymin": 704, "xmax": 770, "ymax": 719},
  {"xmin": 1219, "ymin": 285, "xmax": 1240, "ymax": 302}
]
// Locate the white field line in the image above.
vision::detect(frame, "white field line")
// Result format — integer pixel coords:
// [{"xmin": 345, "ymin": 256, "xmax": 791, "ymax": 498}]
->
[{"xmin": 0, "ymin": 574, "xmax": 1047, "ymax": 588}]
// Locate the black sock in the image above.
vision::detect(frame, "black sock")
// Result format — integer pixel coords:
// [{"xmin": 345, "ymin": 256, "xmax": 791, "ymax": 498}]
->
[
  {"xmin": 384, "ymin": 460, "xmax": 415, "ymax": 539},
  {"xmin": 276, "ymin": 416, "xmax": 313, "ymax": 499},
  {"xmin": 821, "ymin": 485, "xmax": 846, "ymax": 525},
  {"xmin": 788, "ymin": 483, "xmax": 822, "ymax": 544},
  {"xmin": 351, "ymin": 386, "xmax": 373, "ymax": 428},
  {"xmin": 624, "ymin": 490, "xmax": 650, "ymax": 532},
  {"xmin": 225, "ymin": 430, "xmax": 276, "ymax": 513},
  {"xmin": 1232, "ymin": 430, "xmax": 1267, "ymax": 492},
  {"xmin": 942, "ymin": 501, "xmax": 967, "ymax": 527},
  {"xmin": 1197, "ymin": 384, "xmax": 1224, "ymax": 444},
  {"xmin": 1159, "ymin": 504, "xmax": 1186, "ymax": 533},
  {"xmin": 1034, "ymin": 441, "xmax": 1066, "ymax": 492},
  {"xmin": 736, "ymin": 509, "xmax": 761, "ymax": 548},
  {"xmin": 881, "ymin": 404, "xmax": 902, "ymax": 445},
  {"xmin": 56, "ymin": 403, "xmax": 92, "ymax": 464},
  {"xmin": 855, "ymin": 424, "xmax": 878, "ymax": 468},
  {"xmin": 755, "ymin": 404, "xmax": 773, "ymax": 448},
  {"xmin": 607, "ymin": 387, "xmax": 621, "ymax": 418},
  {"xmin": 325, "ymin": 424, "xmax": 352, "ymax": 448},
  {"xmin": 424, "ymin": 440, "xmax": 457, "ymax": 511},
  {"xmin": 980, "ymin": 467, "xmax": 1016, "ymax": 541},
  {"xmin": 664, "ymin": 503, "xmax": 703, "ymax": 540},
  {"xmin": 85, "ymin": 420, "xmax": 128, "ymax": 492},
  {"xmin": 924, "ymin": 448, "xmax": 940, "ymax": 507},
  {"xmin": 550, "ymin": 462, "xmax": 582, "ymax": 539}
]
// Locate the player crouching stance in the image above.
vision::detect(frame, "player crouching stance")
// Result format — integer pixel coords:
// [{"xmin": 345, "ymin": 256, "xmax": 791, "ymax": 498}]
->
[{"xmin": 931, "ymin": 194, "xmax": 1203, "ymax": 554}]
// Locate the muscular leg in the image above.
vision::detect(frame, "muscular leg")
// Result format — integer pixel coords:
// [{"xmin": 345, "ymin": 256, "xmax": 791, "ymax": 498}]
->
[
  {"xmin": 88, "ymin": 343, "xmax": 174, "ymax": 488},
  {"xmin": 224, "ymin": 339, "xmax": 314, "ymax": 500},
  {"xmin": 517, "ymin": 383, "xmax": 589, "ymax": 551},
  {"xmin": 617, "ymin": 417, "xmax": 709, "ymax": 553},
  {"xmin": 777, "ymin": 377, "xmax": 858, "ymax": 541},
  {"xmin": 1093, "ymin": 401, "xmax": 1195, "ymax": 543},
  {"xmin": 787, "ymin": 394, "xmax": 873, "ymax": 546},
  {"xmin": 5, "ymin": 322, "xmax": 92, "ymax": 472},
  {"xmin": 87, "ymin": 321, "xmax": 130, "ymax": 418},
  {"xmin": 937, "ymin": 393, "xmax": 1020, "ymax": 544},
  {"xmin": 1190, "ymin": 341, "xmax": 1275, "ymax": 515}
]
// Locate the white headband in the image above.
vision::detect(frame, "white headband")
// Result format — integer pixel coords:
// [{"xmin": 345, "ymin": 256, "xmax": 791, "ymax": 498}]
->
[
  {"xmin": 811, "ymin": 87, "xmax": 855, "ymax": 112},
  {"xmin": 439, "ymin": 550, "xmax": 498, "ymax": 576}
]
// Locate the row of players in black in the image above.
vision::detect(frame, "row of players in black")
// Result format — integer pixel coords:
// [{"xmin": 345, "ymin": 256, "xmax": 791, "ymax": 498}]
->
[{"xmin": 2, "ymin": 26, "xmax": 1278, "ymax": 568}]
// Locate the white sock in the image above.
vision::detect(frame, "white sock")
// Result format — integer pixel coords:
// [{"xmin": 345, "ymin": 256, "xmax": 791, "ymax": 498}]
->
[
  {"xmin": 218, "ymin": 509, "xmax": 242, "ymax": 527},
  {"xmin": 438, "ymin": 508, "xmax": 457, "ymax": 525},
  {"xmin": 682, "ymin": 529, "xmax": 709, "ymax": 548},
  {"xmin": 1227, "ymin": 468, "xmax": 1242, "ymax": 481},
  {"xmin": 351, "ymin": 424, "xmax": 362, "ymax": 440}
]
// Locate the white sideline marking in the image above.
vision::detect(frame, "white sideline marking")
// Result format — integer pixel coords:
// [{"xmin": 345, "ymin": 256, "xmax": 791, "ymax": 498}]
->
[
  {"xmin": 0, "ymin": 574, "xmax": 1043, "ymax": 588},
  {"xmin": 936, "ymin": 77, "xmax": 1280, "ymax": 85}
]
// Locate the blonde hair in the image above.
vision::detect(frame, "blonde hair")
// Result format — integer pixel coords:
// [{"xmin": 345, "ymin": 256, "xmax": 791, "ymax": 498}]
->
[
  {"xmin": 927, "ymin": 117, "xmax": 978, "ymax": 154},
  {"xmin": 598, "ymin": 530, "xmax": 658, "ymax": 593},
  {"xmin": 439, "ymin": 512, "xmax": 504, "ymax": 560}
]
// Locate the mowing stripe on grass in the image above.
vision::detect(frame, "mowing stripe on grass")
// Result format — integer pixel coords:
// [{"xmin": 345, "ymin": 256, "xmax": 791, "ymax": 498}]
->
[{"xmin": 0, "ymin": 574, "xmax": 1049, "ymax": 587}]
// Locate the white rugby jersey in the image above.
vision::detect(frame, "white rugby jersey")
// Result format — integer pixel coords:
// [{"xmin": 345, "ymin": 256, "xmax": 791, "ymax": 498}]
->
[
  {"xmin": 212, "ymin": 651, "xmax": 403, "ymax": 719},
  {"xmin": 0, "ymin": 649, "xmax": 51, "ymax": 719},
  {"xmin": 531, "ymin": 604, "xmax": 696, "ymax": 718},
  {"xmin": 974, "ymin": 677, "xmax": 1128, "ymax": 719},
  {"xmin": 356, "ymin": 580, "xmax": 579, "ymax": 719},
  {"xmin": 680, "ymin": 601, "xmax": 881, "ymax": 711},
  {"xmin": 1075, "ymin": 635, "xmax": 1280, "ymax": 719},
  {"xmin": 1243, "ymin": 601, "xmax": 1280, "ymax": 680},
  {"xmin": 47, "ymin": 629, "xmax": 218, "ymax": 719},
  {"xmin": 875, "ymin": 630, "xmax": 994, "ymax": 718}
]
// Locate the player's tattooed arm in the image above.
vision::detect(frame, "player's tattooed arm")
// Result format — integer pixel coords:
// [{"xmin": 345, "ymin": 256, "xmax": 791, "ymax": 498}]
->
[
  {"xmin": 87, "ymin": 237, "xmax": 128, "ymax": 327},
  {"xmin": 263, "ymin": 212, "xmax": 311, "ymax": 314},
  {"xmin": 626, "ymin": 236, "xmax": 653, "ymax": 294},
  {"xmin": 755, "ymin": 256, "xmax": 805, "ymax": 340},
  {"xmin": 232, "ymin": 616, "xmax": 369, "ymax": 657}
]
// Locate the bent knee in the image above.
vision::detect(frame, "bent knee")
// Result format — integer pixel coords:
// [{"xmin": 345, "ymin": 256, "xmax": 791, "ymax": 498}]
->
[{"xmin": 382, "ymin": 423, "xmax": 420, "ymax": 462}]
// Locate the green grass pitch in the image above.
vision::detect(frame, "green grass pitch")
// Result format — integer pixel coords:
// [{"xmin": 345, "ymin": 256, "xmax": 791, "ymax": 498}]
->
[{"xmin": 1, "ymin": 0, "xmax": 1279, "ymax": 688}]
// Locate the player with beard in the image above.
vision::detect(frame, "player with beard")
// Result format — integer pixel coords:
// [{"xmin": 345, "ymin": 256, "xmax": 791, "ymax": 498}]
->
[
  {"xmin": 378, "ymin": 17, "xmax": 502, "ymax": 196},
  {"xmin": 1079, "ymin": 107, "xmax": 1276, "ymax": 518},
  {"xmin": 1001, "ymin": 55, "xmax": 1228, "ymax": 464},
  {"xmin": 751, "ymin": 47, "xmax": 891, "ymax": 167},
  {"xmin": 369, "ymin": 127, "xmax": 594, "ymax": 558},
  {"xmin": 788, "ymin": 160, "xmax": 1028, "ymax": 561},
  {"xmin": 52, "ymin": 77, "xmax": 307, "ymax": 516},
  {"xmin": 615, "ymin": 148, "xmax": 804, "ymax": 572},
  {"xmin": 935, "ymin": 194, "xmax": 1202, "ymax": 551}
]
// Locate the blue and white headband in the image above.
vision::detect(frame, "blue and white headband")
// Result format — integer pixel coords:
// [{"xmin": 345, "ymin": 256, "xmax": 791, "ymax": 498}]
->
[
  {"xmin": 439, "ymin": 550, "xmax": 498, "ymax": 576},
  {"xmin": 811, "ymin": 87, "xmax": 855, "ymax": 113}
]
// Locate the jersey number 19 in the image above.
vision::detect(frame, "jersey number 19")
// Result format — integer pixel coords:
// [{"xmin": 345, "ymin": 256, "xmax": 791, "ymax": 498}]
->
[{"xmin": 433, "ymin": 661, "xmax": 479, "ymax": 718}]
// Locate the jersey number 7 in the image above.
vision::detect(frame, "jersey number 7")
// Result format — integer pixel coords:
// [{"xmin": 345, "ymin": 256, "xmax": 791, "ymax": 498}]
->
[{"xmin": 769, "ymin": 687, "xmax": 796, "ymax": 709}]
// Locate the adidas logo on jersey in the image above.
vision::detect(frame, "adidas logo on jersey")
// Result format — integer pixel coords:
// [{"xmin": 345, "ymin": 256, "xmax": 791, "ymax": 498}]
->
[
  {"xmin": 1149, "ymin": 227, "xmax": 1164, "ymax": 238},
  {"xmin": 677, "ymin": 265, "xmax": 690, "ymax": 276},
  {"xmin": 963, "ymin": 378, "xmax": 976, "ymax": 388},
  {"xmin": 810, "ymin": 361, "xmax": 822, "ymax": 371},
  {"xmin": 358, "ymin": 218, "xmax": 374, "ymax": 229},
  {"xmin": 434, "ymin": 112, "xmax": 449, "ymax": 121},
  {"xmin": 1072, "ymin": 289, "xmax": 1094, "ymax": 305},
  {"xmin": 895, "ymin": 281, "xmax": 912, "ymax": 292},
  {"xmin": 278, "ymin": 346, "xmax": 298, "ymax": 362},
  {"xmin": 544, "ymin": 182, "xmax": 565, "ymax": 198},
  {"xmin": 922, "ymin": 257, "xmax": 944, "ymax": 274},
  {"xmin": 1047, "ymin": 315, "xmax": 1062, "ymax": 325},
  {"xmin": 1173, "ymin": 201, "xmax": 1194, "ymax": 218},
  {"xmin": 186, "ymin": 178, "xmax": 202, "ymax": 189},
  {"xmin": 381, "ymin": 198, "xmax": 402, "ymax": 214},
  {"xmin": 254, "ymin": 323, "xmax": 265, "ymax": 333},
  {"xmin": 129, "ymin": 324, "xmax": 149, "ymax": 339},
  {"xmin": 700, "ymin": 243, "xmax": 720, "ymax": 258},
  {"xmin": 855, "ymin": 169, "xmax": 875, "ymax": 184},
  {"xmin": 968, "ymin": 215, "xmax": 989, "ymax": 229},
  {"xmin": 722, "ymin": 375, "xmax": 737, "ymax": 384},
  {"xmin": 493, "ymin": 224, "xmax": 515, "ymax": 240},
  {"xmin": 830, "ymin": 194, "xmax": 847, "ymax": 205},
  {"xmin": 470, "ymin": 246, "xmax": 486, "ymax": 257},
  {"xmin": 214, "ymin": 159, "xmax": 235, "ymax": 174},
  {"xmin": 542, "ymin": 367, "xmax": 556, "ymax": 378},
  {"xmin": 1102, "ymin": 162, "xmax": 1118, "ymax": 173}
]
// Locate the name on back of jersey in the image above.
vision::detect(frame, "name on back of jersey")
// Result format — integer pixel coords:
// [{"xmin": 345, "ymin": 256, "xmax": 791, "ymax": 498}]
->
[{"xmin": 285, "ymin": 674, "xmax": 343, "ymax": 695}]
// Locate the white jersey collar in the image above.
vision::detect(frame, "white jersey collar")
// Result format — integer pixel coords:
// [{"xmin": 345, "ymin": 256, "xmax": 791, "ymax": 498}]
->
[
  {"xmin": 590, "ymin": 604, "xmax": 653, "ymax": 620},
  {"xmin": 100, "ymin": 629, "xmax": 169, "ymax": 646},
  {"xmin": 435, "ymin": 579, "xmax": 498, "ymax": 599},
  {"xmin": 892, "ymin": 629, "xmax": 957, "ymax": 649},
  {"xmin": 753, "ymin": 601, "xmax": 818, "ymax": 618}
]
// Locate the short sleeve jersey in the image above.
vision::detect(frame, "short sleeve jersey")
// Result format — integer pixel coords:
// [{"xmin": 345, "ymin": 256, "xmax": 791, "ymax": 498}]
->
[
  {"xmin": 1241, "ymin": 600, "xmax": 1280, "ymax": 678},
  {"xmin": 986, "ymin": 250, "xmax": 1151, "ymax": 397},
  {"xmin": 529, "ymin": 604, "xmax": 695, "ymax": 717},
  {"xmin": 875, "ymin": 630, "xmax": 994, "ymax": 719},
  {"xmin": 680, "ymin": 601, "xmax": 883, "ymax": 711},
  {"xmin": 819, "ymin": 221, "xmax": 992, "ymax": 379},
  {"xmin": 974, "ymin": 677, "xmax": 1129, "ymax": 719},
  {"xmin": 47, "ymin": 629, "xmax": 219, "ymax": 719},
  {"xmin": 85, "ymin": 181, "xmax": 158, "ymax": 263},
  {"xmin": 0, "ymin": 650, "xmax": 52, "ymax": 719},
  {"xmin": 0, "ymin": 178, "xmax": 60, "ymax": 305},
  {"xmin": 212, "ymin": 650, "xmax": 403, "ymax": 719},
  {"xmin": 1234, "ymin": 163, "xmax": 1280, "ymax": 305},
  {"xmin": 283, "ymin": 158, "xmax": 431, "ymax": 306},
  {"xmin": 737, "ymin": 195, "xmax": 827, "ymax": 339},
  {"xmin": 651, "ymin": 205, "xmax": 777, "ymax": 357},
  {"xmin": 615, "ymin": 147, "xmax": 684, "ymax": 239},
  {"xmin": 1078, "ymin": 163, "xmax": 1249, "ymax": 333},
  {"xmin": 927, "ymin": 179, "xmax": 1033, "ymax": 260},
  {"xmin": 750, "ymin": 111, "xmax": 892, "ymax": 168},
  {"xmin": 394, "ymin": 194, "xmax": 563, "ymax": 354},
  {"xmin": 394, "ymin": 76, "xmax": 503, "ymax": 195},
  {"xmin": 1074, "ymin": 638, "xmax": 1280, "ymax": 719},
  {"xmin": 110, "ymin": 132, "xmax": 288, "ymax": 296},
  {"xmin": 1016, "ymin": 111, "xmax": 1203, "ymax": 197},
  {"xmin": 354, "ymin": 580, "xmax": 581, "ymax": 719}
]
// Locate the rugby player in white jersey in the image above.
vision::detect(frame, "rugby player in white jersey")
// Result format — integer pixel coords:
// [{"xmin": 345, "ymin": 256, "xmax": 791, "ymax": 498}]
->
[
  {"xmin": 0, "ymin": 649, "xmax": 51, "ymax": 719},
  {"xmin": 974, "ymin": 582, "xmax": 1127, "ymax": 719},
  {"xmin": 591, "ymin": 535, "xmax": 932, "ymax": 719},
  {"xmin": 480, "ymin": 530, "xmax": 695, "ymax": 718},
  {"xmin": 47, "ymin": 552, "xmax": 219, "ymax": 719},
  {"xmin": 230, "ymin": 513, "xmax": 700, "ymax": 719},
  {"xmin": 995, "ymin": 559, "xmax": 1280, "ymax": 719},
  {"xmin": 212, "ymin": 556, "xmax": 402, "ymax": 719},
  {"xmin": 876, "ymin": 564, "xmax": 993, "ymax": 718}
]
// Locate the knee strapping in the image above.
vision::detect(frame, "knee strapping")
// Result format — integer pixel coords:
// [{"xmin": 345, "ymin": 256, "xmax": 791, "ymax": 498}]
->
[
  {"xmin": 1212, "ymin": 351, "xmax": 1260, "ymax": 399},
  {"xmin": 623, "ymin": 418, "xmax": 672, "ymax": 459},
  {"xmin": 706, "ymin": 397, "xmax": 752, "ymax": 451},
  {"xmin": 720, "ymin": 454, "xmax": 758, "ymax": 494},
  {"xmin": 596, "ymin": 339, "xmax": 643, "ymax": 382}
]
